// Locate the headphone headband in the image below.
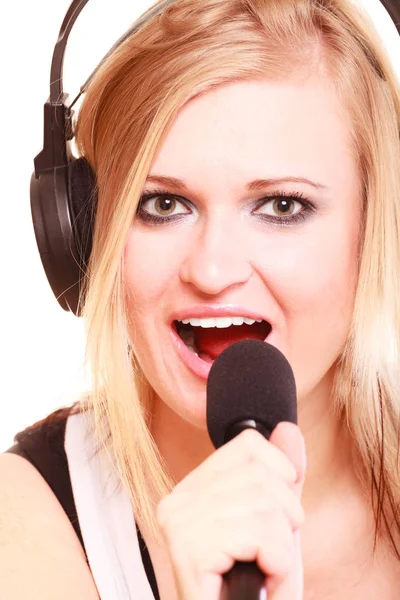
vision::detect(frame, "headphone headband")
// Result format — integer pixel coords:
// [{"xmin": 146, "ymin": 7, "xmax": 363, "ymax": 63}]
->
[
  {"xmin": 51, "ymin": 0, "xmax": 175, "ymax": 108},
  {"xmin": 31, "ymin": 0, "xmax": 400, "ymax": 316}
]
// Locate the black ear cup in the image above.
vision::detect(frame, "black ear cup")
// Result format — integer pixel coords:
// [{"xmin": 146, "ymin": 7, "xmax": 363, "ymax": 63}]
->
[
  {"xmin": 69, "ymin": 156, "xmax": 97, "ymax": 277},
  {"xmin": 30, "ymin": 156, "xmax": 97, "ymax": 316}
]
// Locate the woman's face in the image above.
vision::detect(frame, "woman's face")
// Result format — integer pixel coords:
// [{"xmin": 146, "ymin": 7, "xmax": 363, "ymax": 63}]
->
[{"xmin": 124, "ymin": 75, "xmax": 362, "ymax": 429}]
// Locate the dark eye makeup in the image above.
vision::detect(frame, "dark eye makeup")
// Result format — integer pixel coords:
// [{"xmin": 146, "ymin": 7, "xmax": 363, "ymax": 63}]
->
[{"xmin": 136, "ymin": 186, "xmax": 316, "ymax": 226}]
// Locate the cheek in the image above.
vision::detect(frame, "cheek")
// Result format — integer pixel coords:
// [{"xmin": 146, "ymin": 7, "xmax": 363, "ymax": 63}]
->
[
  {"xmin": 123, "ymin": 227, "xmax": 183, "ymax": 310},
  {"xmin": 284, "ymin": 234, "xmax": 358, "ymax": 311},
  {"xmin": 260, "ymin": 223, "xmax": 359, "ymax": 311},
  {"xmin": 260, "ymin": 216, "xmax": 360, "ymax": 395},
  {"xmin": 291, "ymin": 201, "xmax": 359, "ymax": 293}
]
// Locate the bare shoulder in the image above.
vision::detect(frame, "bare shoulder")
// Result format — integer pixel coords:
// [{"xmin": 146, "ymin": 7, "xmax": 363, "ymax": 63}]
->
[{"xmin": 0, "ymin": 453, "xmax": 99, "ymax": 599}]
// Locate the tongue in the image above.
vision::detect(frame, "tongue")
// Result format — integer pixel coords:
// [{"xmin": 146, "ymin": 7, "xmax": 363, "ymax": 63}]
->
[{"xmin": 195, "ymin": 322, "xmax": 269, "ymax": 360}]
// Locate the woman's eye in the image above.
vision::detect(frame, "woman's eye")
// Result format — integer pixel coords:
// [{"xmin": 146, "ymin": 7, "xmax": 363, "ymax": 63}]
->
[
  {"xmin": 255, "ymin": 196, "xmax": 303, "ymax": 218},
  {"xmin": 138, "ymin": 194, "xmax": 190, "ymax": 219}
]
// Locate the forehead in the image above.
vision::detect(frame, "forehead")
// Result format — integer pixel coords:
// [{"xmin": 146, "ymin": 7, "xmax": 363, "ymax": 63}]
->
[{"xmin": 148, "ymin": 77, "xmax": 358, "ymax": 195}]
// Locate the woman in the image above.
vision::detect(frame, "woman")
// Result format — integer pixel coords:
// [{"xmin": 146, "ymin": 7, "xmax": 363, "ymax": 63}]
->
[{"xmin": 2, "ymin": 0, "xmax": 400, "ymax": 597}]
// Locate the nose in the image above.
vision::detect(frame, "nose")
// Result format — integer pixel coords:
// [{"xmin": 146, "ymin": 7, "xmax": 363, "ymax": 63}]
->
[{"xmin": 179, "ymin": 216, "xmax": 253, "ymax": 295}]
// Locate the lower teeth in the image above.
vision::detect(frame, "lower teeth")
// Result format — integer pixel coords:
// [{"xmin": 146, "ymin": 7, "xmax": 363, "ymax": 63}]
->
[
  {"xmin": 199, "ymin": 352, "xmax": 214, "ymax": 364},
  {"xmin": 177, "ymin": 327, "xmax": 199, "ymax": 355},
  {"xmin": 183, "ymin": 339, "xmax": 213, "ymax": 362},
  {"xmin": 178, "ymin": 326, "xmax": 212, "ymax": 361},
  {"xmin": 186, "ymin": 344, "xmax": 198, "ymax": 356}
]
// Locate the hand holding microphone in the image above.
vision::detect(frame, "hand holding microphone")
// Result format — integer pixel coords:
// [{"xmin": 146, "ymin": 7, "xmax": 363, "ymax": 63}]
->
[{"xmin": 156, "ymin": 340, "xmax": 306, "ymax": 600}]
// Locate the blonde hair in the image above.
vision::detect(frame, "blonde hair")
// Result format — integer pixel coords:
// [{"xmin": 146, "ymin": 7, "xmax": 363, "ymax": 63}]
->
[{"xmin": 74, "ymin": 0, "xmax": 400, "ymax": 552}]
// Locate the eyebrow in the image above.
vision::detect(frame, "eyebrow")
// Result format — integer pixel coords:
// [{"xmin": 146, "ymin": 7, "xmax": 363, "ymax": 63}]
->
[{"xmin": 145, "ymin": 174, "xmax": 328, "ymax": 191}]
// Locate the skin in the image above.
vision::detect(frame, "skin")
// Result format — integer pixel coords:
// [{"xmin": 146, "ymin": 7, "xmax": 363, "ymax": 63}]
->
[
  {"xmin": 124, "ymin": 71, "xmax": 361, "ymax": 479},
  {"xmin": 123, "ymin": 74, "xmax": 400, "ymax": 596}
]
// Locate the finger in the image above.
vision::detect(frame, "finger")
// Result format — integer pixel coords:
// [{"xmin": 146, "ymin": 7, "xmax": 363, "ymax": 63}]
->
[
  {"xmin": 176, "ymin": 429, "xmax": 297, "ymax": 493},
  {"xmin": 157, "ymin": 463, "xmax": 305, "ymax": 545},
  {"xmin": 269, "ymin": 422, "xmax": 306, "ymax": 494},
  {"xmin": 266, "ymin": 529, "xmax": 303, "ymax": 598},
  {"xmin": 191, "ymin": 508, "xmax": 296, "ymax": 579},
  {"xmin": 196, "ymin": 463, "xmax": 305, "ymax": 530}
]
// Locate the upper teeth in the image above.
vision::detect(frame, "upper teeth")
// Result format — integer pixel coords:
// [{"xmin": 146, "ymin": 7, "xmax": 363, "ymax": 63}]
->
[{"xmin": 179, "ymin": 317, "xmax": 263, "ymax": 328}]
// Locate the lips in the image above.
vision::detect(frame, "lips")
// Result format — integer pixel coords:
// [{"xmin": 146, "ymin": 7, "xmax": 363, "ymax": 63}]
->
[{"xmin": 169, "ymin": 306, "xmax": 274, "ymax": 380}]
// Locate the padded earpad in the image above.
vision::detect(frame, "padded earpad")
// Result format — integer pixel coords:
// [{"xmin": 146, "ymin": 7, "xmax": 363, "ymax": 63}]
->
[{"xmin": 69, "ymin": 157, "xmax": 97, "ymax": 271}]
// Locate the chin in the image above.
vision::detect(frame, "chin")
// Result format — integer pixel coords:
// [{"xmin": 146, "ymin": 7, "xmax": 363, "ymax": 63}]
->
[{"xmin": 152, "ymin": 385, "xmax": 209, "ymax": 432}]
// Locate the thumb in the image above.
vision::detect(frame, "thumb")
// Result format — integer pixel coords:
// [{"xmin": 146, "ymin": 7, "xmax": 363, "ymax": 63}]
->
[{"xmin": 269, "ymin": 422, "xmax": 306, "ymax": 496}]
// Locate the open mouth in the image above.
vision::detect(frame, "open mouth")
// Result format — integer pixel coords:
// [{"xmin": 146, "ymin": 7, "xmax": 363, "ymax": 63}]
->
[{"xmin": 173, "ymin": 318, "xmax": 272, "ymax": 362}]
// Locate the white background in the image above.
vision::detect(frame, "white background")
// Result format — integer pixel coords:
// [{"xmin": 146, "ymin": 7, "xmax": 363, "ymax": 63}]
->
[{"xmin": 0, "ymin": 0, "xmax": 399, "ymax": 451}]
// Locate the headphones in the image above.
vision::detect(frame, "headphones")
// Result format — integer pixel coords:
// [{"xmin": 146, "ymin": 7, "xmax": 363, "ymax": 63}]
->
[{"xmin": 31, "ymin": 0, "xmax": 400, "ymax": 317}]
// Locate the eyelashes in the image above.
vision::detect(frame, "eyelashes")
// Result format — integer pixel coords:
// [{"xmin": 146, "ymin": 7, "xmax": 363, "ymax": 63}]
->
[
  {"xmin": 251, "ymin": 190, "xmax": 315, "ymax": 225},
  {"xmin": 136, "ymin": 187, "xmax": 316, "ymax": 226},
  {"xmin": 137, "ymin": 188, "xmax": 192, "ymax": 225}
]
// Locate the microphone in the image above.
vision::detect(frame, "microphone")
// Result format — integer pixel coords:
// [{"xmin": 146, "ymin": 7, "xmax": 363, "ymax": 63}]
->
[{"xmin": 206, "ymin": 339, "xmax": 297, "ymax": 600}]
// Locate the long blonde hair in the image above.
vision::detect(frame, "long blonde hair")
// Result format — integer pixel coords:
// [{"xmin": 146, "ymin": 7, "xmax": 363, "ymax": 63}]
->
[{"xmin": 74, "ymin": 0, "xmax": 400, "ymax": 552}]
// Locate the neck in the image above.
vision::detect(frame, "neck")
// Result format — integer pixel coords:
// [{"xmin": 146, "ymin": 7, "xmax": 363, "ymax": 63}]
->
[
  {"xmin": 296, "ymin": 366, "xmax": 359, "ymax": 512},
  {"xmin": 150, "ymin": 367, "xmax": 359, "ymax": 508}
]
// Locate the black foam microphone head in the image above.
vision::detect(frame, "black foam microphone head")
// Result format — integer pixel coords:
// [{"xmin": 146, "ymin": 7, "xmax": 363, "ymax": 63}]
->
[{"xmin": 206, "ymin": 340, "xmax": 297, "ymax": 449}]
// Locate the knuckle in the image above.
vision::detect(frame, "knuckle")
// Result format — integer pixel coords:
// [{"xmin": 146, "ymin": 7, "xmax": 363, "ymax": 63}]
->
[
  {"xmin": 260, "ymin": 518, "xmax": 295, "ymax": 579},
  {"xmin": 247, "ymin": 494, "xmax": 283, "ymax": 529},
  {"xmin": 284, "ymin": 495, "xmax": 305, "ymax": 530},
  {"xmin": 279, "ymin": 532, "xmax": 296, "ymax": 576},
  {"xmin": 248, "ymin": 460, "xmax": 269, "ymax": 484},
  {"xmin": 236, "ymin": 537, "xmax": 257, "ymax": 558},
  {"xmin": 251, "ymin": 503, "xmax": 279, "ymax": 526},
  {"xmin": 238, "ymin": 430, "xmax": 296, "ymax": 485},
  {"xmin": 244, "ymin": 468, "xmax": 304, "ymax": 531},
  {"xmin": 239, "ymin": 428, "xmax": 265, "ymax": 452},
  {"xmin": 271, "ymin": 452, "xmax": 296, "ymax": 484},
  {"xmin": 273, "ymin": 546, "xmax": 293, "ymax": 580},
  {"xmin": 282, "ymin": 490, "xmax": 305, "ymax": 530},
  {"xmin": 283, "ymin": 461, "xmax": 297, "ymax": 485},
  {"xmin": 293, "ymin": 503, "xmax": 305, "ymax": 528}
]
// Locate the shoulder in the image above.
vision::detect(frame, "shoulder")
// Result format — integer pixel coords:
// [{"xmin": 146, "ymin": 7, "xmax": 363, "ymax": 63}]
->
[
  {"xmin": 0, "ymin": 453, "xmax": 99, "ymax": 598},
  {"xmin": 0, "ymin": 408, "xmax": 100, "ymax": 598}
]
